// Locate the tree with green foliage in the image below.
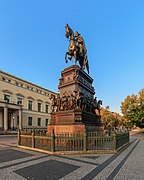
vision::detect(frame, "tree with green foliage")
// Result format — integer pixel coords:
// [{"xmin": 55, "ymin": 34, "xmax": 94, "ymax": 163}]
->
[{"xmin": 121, "ymin": 89, "xmax": 144, "ymax": 128}]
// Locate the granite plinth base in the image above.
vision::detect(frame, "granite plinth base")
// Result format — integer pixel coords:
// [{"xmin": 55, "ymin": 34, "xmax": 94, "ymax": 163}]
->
[
  {"xmin": 47, "ymin": 124, "xmax": 103, "ymax": 134},
  {"xmin": 47, "ymin": 109, "xmax": 103, "ymax": 134},
  {"xmin": 47, "ymin": 124, "xmax": 85, "ymax": 134}
]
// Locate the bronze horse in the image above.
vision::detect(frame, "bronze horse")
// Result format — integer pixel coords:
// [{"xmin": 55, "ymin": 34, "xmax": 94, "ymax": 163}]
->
[{"xmin": 65, "ymin": 24, "xmax": 89, "ymax": 74}]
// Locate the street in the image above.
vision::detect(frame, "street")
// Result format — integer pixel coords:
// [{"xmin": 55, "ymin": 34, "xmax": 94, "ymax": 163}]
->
[
  {"xmin": 0, "ymin": 135, "xmax": 17, "ymax": 148},
  {"xmin": 0, "ymin": 131, "xmax": 144, "ymax": 180}
]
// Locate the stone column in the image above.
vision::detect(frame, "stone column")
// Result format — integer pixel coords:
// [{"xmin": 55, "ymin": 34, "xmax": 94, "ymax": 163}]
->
[
  {"xmin": 19, "ymin": 108, "xmax": 22, "ymax": 130},
  {"xmin": 1, "ymin": 110, "xmax": 4, "ymax": 131},
  {"xmin": 4, "ymin": 106, "xmax": 8, "ymax": 131}
]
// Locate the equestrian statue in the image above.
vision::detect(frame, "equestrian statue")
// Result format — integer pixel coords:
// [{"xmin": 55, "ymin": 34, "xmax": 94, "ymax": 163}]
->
[{"xmin": 65, "ymin": 24, "xmax": 89, "ymax": 74}]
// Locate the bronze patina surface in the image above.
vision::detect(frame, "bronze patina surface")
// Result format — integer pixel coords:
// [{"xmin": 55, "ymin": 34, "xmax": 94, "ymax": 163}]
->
[{"xmin": 65, "ymin": 24, "xmax": 89, "ymax": 74}]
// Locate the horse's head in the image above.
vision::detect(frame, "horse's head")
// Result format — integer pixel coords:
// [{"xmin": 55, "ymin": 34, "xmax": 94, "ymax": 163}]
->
[
  {"xmin": 65, "ymin": 23, "xmax": 74, "ymax": 39},
  {"xmin": 98, "ymin": 100, "xmax": 102, "ymax": 105}
]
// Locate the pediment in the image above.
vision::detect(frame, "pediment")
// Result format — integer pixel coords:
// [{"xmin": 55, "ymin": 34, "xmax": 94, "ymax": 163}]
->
[
  {"xmin": 2, "ymin": 89, "xmax": 13, "ymax": 94},
  {"xmin": 27, "ymin": 96, "xmax": 34, "ymax": 100},
  {"xmin": 45, "ymin": 101, "xmax": 50, "ymax": 104},
  {"xmin": 37, "ymin": 99, "xmax": 43, "ymax": 102},
  {"xmin": 16, "ymin": 93, "xmax": 25, "ymax": 97}
]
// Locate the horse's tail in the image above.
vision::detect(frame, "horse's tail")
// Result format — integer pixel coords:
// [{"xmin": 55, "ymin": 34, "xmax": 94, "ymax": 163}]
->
[
  {"xmin": 86, "ymin": 60, "xmax": 89, "ymax": 74},
  {"xmin": 84, "ymin": 52, "xmax": 89, "ymax": 74}
]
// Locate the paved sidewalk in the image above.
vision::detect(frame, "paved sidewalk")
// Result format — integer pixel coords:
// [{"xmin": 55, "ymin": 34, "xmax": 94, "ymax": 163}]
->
[
  {"xmin": 0, "ymin": 130, "xmax": 17, "ymax": 135},
  {"xmin": 0, "ymin": 132, "xmax": 143, "ymax": 179}
]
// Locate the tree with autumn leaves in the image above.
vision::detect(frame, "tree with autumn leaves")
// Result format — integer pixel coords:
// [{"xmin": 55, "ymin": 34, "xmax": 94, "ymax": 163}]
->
[
  {"xmin": 121, "ymin": 89, "xmax": 144, "ymax": 128},
  {"xmin": 100, "ymin": 106, "xmax": 125, "ymax": 131},
  {"xmin": 100, "ymin": 89, "xmax": 144, "ymax": 130}
]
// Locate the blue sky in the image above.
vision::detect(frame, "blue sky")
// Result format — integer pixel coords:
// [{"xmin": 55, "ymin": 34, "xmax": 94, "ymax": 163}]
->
[{"xmin": 0, "ymin": 0, "xmax": 144, "ymax": 114}]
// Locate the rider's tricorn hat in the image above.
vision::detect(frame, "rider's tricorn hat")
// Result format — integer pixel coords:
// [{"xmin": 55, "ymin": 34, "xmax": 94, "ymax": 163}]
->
[{"xmin": 75, "ymin": 31, "xmax": 81, "ymax": 37}]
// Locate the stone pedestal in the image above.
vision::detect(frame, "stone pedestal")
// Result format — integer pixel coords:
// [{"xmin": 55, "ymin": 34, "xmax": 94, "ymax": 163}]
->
[
  {"xmin": 47, "ymin": 65, "xmax": 103, "ymax": 134},
  {"xmin": 47, "ymin": 109, "xmax": 102, "ymax": 134},
  {"xmin": 58, "ymin": 65, "xmax": 95, "ymax": 99}
]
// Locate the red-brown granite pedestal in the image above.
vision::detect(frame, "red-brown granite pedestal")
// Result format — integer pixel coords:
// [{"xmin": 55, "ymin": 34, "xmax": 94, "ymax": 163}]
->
[
  {"xmin": 47, "ymin": 65, "xmax": 103, "ymax": 134},
  {"xmin": 47, "ymin": 109, "xmax": 103, "ymax": 134}
]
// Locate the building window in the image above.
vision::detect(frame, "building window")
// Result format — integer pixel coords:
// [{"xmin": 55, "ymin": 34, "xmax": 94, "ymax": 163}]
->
[
  {"xmin": 45, "ymin": 119, "xmax": 48, "ymax": 126},
  {"xmin": 38, "ymin": 103, "xmax": 41, "ymax": 112},
  {"xmin": 28, "ymin": 100, "xmax": 33, "ymax": 110},
  {"xmin": 2, "ymin": 77, "xmax": 5, "ymax": 81},
  {"xmin": 8, "ymin": 79, "xmax": 11, "ymax": 83},
  {"xmin": 38, "ymin": 118, "xmax": 41, "ymax": 126},
  {"xmin": 15, "ymin": 81, "xmax": 19, "ymax": 86},
  {"xmin": 45, "ymin": 104, "xmax": 49, "ymax": 113},
  {"xmin": 17, "ymin": 97, "xmax": 23, "ymax": 105},
  {"xmin": 28, "ymin": 117, "xmax": 32, "ymax": 126},
  {"xmin": 4, "ymin": 94, "xmax": 10, "ymax": 102}
]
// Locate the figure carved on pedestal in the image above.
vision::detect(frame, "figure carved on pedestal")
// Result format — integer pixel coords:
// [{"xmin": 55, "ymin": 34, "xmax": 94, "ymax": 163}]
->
[
  {"xmin": 73, "ymin": 69, "xmax": 79, "ymax": 80},
  {"xmin": 50, "ymin": 90, "xmax": 102, "ymax": 116},
  {"xmin": 60, "ymin": 91, "xmax": 68, "ymax": 111},
  {"xmin": 95, "ymin": 100, "xmax": 102, "ymax": 115},
  {"xmin": 74, "ymin": 89, "xmax": 83, "ymax": 109},
  {"xmin": 49, "ymin": 94, "xmax": 57, "ymax": 112},
  {"xmin": 67, "ymin": 91, "xmax": 75, "ymax": 110},
  {"xmin": 56, "ymin": 93, "xmax": 61, "ymax": 111},
  {"xmin": 65, "ymin": 24, "xmax": 89, "ymax": 74}
]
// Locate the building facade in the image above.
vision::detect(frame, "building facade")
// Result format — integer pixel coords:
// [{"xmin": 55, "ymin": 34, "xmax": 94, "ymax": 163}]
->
[{"xmin": 0, "ymin": 70, "xmax": 56, "ymax": 131}]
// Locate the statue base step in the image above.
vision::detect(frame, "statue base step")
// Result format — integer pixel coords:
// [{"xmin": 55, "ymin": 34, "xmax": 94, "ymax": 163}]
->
[{"xmin": 47, "ymin": 124, "xmax": 103, "ymax": 134}]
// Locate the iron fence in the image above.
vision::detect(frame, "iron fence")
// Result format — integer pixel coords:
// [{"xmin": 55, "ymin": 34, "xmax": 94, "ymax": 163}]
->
[
  {"xmin": 18, "ymin": 129, "xmax": 129, "ymax": 153},
  {"xmin": 116, "ymin": 132, "xmax": 130, "ymax": 149}
]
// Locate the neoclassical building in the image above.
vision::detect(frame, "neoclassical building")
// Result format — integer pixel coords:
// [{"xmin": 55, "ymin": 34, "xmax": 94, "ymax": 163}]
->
[{"xmin": 0, "ymin": 70, "xmax": 56, "ymax": 131}]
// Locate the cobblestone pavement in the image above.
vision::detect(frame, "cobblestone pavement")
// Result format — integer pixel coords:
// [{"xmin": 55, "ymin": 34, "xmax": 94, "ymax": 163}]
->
[{"xmin": 0, "ymin": 132, "xmax": 143, "ymax": 180}]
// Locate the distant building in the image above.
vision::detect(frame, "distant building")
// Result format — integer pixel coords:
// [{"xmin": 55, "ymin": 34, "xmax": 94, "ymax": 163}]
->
[{"xmin": 0, "ymin": 70, "xmax": 56, "ymax": 131}]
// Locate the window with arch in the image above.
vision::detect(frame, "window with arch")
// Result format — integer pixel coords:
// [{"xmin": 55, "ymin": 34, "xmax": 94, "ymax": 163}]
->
[
  {"xmin": 38, "ymin": 118, "xmax": 41, "ymax": 126},
  {"xmin": 28, "ymin": 100, "xmax": 33, "ymax": 110},
  {"xmin": 28, "ymin": 117, "xmax": 32, "ymax": 126},
  {"xmin": 45, "ymin": 119, "xmax": 49, "ymax": 126},
  {"xmin": 4, "ymin": 94, "xmax": 10, "ymax": 102},
  {"xmin": 38, "ymin": 102, "xmax": 41, "ymax": 112},
  {"xmin": 45, "ymin": 104, "xmax": 49, "ymax": 113},
  {"xmin": 17, "ymin": 97, "xmax": 23, "ymax": 105}
]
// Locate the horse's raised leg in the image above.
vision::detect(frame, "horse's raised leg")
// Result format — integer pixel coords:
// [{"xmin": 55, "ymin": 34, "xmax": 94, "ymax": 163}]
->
[
  {"xmin": 65, "ymin": 51, "xmax": 73, "ymax": 63},
  {"xmin": 65, "ymin": 52, "xmax": 68, "ymax": 63},
  {"xmin": 68, "ymin": 56, "xmax": 72, "ymax": 60}
]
